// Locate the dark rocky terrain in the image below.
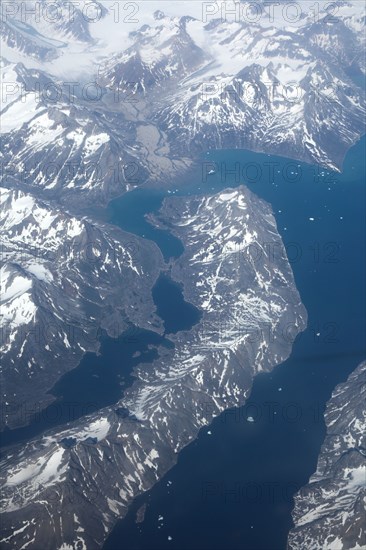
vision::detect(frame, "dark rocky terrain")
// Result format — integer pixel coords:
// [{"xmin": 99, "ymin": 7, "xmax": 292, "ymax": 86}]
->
[{"xmin": 288, "ymin": 361, "xmax": 366, "ymax": 550}]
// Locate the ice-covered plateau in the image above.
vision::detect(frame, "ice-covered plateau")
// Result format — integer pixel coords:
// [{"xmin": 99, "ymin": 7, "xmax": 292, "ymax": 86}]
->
[
  {"xmin": 0, "ymin": 186, "xmax": 307, "ymax": 549},
  {"xmin": 288, "ymin": 361, "xmax": 366, "ymax": 550}
]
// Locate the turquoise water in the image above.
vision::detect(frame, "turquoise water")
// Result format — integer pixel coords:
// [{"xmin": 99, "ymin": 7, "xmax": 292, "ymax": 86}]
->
[{"xmin": 104, "ymin": 135, "xmax": 366, "ymax": 549}]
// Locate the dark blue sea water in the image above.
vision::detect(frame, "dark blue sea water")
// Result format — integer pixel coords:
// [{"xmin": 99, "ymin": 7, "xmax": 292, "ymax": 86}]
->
[
  {"xmin": 0, "ymin": 328, "xmax": 172, "ymax": 450},
  {"xmin": 108, "ymin": 191, "xmax": 183, "ymax": 261},
  {"xmin": 152, "ymin": 275, "xmax": 202, "ymax": 334},
  {"xmin": 103, "ymin": 135, "xmax": 366, "ymax": 550}
]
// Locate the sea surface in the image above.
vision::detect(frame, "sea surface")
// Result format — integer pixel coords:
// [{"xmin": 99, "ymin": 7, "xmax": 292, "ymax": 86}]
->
[{"xmin": 104, "ymin": 135, "xmax": 366, "ymax": 550}]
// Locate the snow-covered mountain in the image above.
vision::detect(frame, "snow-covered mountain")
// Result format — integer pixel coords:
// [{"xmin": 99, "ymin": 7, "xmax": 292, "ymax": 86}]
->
[
  {"xmin": 98, "ymin": 11, "xmax": 210, "ymax": 93},
  {"xmin": 0, "ymin": 0, "xmax": 105, "ymax": 61},
  {"xmin": 0, "ymin": 186, "xmax": 307, "ymax": 549},
  {"xmin": 288, "ymin": 361, "xmax": 366, "ymax": 550},
  {"xmin": 0, "ymin": 186, "xmax": 163, "ymax": 429},
  {"xmin": 0, "ymin": 60, "xmax": 193, "ymax": 204},
  {"xmin": 147, "ymin": 14, "xmax": 365, "ymax": 169},
  {"xmin": 1, "ymin": 3, "xmax": 365, "ymax": 187},
  {"xmin": 154, "ymin": 57, "xmax": 365, "ymax": 168}
]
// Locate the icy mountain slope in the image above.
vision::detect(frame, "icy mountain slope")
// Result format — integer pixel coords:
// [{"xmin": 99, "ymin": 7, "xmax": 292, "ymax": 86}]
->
[
  {"xmin": 0, "ymin": 0, "xmax": 105, "ymax": 61},
  {"xmin": 0, "ymin": 186, "xmax": 163, "ymax": 429},
  {"xmin": 288, "ymin": 361, "xmax": 366, "ymax": 550},
  {"xmin": 148, "ymin": 15, "xmax": 366, "ymax": 169},
  {"xmin": 0, "ymin": 61, "xmax": 192, "ymax": 205},
  {"xmin": 98, "ymin": 10, "xmax": 211, "ymax": 93},
  {"xmin": 2, "ymin": 4, "xmax": 365, "ymax": 183}
]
